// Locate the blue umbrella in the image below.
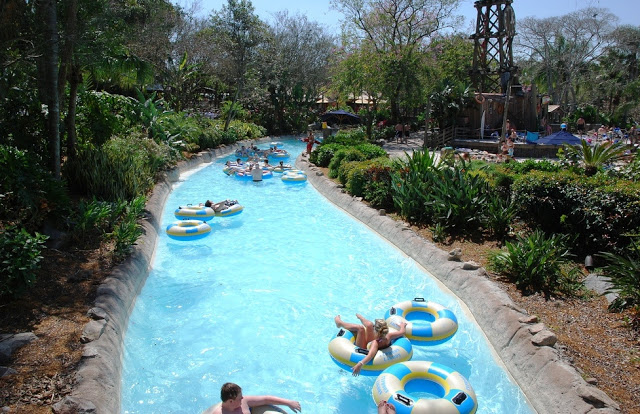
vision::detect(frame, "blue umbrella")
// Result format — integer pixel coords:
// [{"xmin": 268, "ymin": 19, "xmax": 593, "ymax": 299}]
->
[
  {"xmin": 320, "ymin": 109, "xmax": 361, "ymax": 125},
  {"xmin": 536, "ymin": 130, "xmax": 582, "ymax": 145}
]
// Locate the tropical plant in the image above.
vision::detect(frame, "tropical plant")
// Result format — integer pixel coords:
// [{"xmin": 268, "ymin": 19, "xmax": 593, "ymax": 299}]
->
[
  {"xmin": 109, "ymin": 196, "xmax": 146, "ymax": 260},
  {"xmin": 391, "ymin": 150, "xmax": 443, "ymax": 222},
  {"xmin": 562, "ymin": 141, "xmax": 628, "ymax": 176},
  {"xmin": 0, "ymin": 226, "xmax": 49, "ymax": 298},
  {"xmin": 597, "ymin": 237, "xmax": 640, "ymax": 312},
  {"xmin": 485, "ymin": 195, "xmax": 517, "ymax": 242},
  {"xmin": 488, "ymin": 230, "xmax": 583, "ymax": 295}
]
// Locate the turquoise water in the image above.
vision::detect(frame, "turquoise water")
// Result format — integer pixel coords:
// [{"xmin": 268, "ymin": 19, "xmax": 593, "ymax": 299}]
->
[{"xmin": 121, "ymin": 137, "xmax": 535, "ymax": 414}]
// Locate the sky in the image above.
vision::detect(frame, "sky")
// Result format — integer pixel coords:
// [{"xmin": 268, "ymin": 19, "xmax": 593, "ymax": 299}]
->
[{"xmin": 180, "ymin": 0, "xmax": 638, "ymax": 34}]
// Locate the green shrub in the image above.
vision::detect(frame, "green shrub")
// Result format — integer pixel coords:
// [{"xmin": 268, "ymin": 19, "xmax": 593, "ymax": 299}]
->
[
  {"xmin": 71, "ymin": 198, "xmax": 117, "ymax": 243},
  {"xmin": 485, "ymin": 194, "xmax": 517, "ymax": 242},
  {"xmin": 309, "ymin": 143, "xmax": 342, "ymax": 167},
  {"xmin": 426, "ymin": 166, "xmax": 490, "ymax": 235},
  {"xmin": 512, "ymin": 171, "xmax": 640, "ymax": 255},
  {"xmin": 597, "ymin": 238, "xmax": 640, "ymax": 312},
  {"xmin": 65, "ymin": 130, "xmax": 172, "ymax": 201},
  {"xmin": 328, "ymin": 147, "xmax": 365, "ymax": 178},
  {"xmin": 75, "ymin": 91, "xmax": 135, "ymax": 147},
  {"xmin": 322, "ymin": 128, "xmax": 367, "ymax": 146},
  {"xmin": 0, "ymin": 145, "xmax": 69, "ymax": 228},
  {"xmin": 0, "ymin": 226, "xmax": 48, "ymax": 298},
  {"xmin": 488, "ymin": 230, "xmax": 583, "ymax": 295},
  {"xmin": 109, "ymin": 196, "xmax": 146, "ymax": 261},
  {"xmin": 353, "ymin": 143, "xmax": 387, "ymax": 159}
]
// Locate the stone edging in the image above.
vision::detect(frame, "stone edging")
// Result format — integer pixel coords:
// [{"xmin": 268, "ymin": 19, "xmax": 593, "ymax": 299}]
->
[
  {"xmin": 295, "ymin": 155, "xmax": 621, "ymax": 414},
  {"xmin": 54, "ymin": 139, "xmax": 273, "ymax": 414}
]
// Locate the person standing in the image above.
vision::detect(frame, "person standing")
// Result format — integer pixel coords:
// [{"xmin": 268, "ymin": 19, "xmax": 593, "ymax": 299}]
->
[
  {"xmin": 577, "ymin": 117, "xmax": 586, "ymax": 136},
  {"xmin": 303, "ymin": 130, "xmax": 319, "ymax": 156}
]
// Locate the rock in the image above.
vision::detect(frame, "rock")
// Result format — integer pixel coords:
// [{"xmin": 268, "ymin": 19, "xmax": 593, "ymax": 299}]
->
[
  {"xmin": 584, "ymin": 273, "xmax": 618, "ymax": 303},
  {"xmin": 518, "ymin": 315, "xmax": 539, "ymax": 324},
  {"xmin": 528, "ymin": 323, "xmax": 545, "ymax": 335},
  {"xmin": 586, "ymin": 377, "xmax": 598, "ymax": 385},
  {"xmin": 448, "ymin": 248, "xmax": 462, "ymax": 261},
  {"xmin": 531, "ymin": 330, "xmax": 557, "ymax": 347},
  {"xmin": 462, "ymin": 261, "xmax": 480, "ymax": 270},
  {"xmin": 0, "ymin": 366, "xmax": 17, "ymax": 377},
  {"xmin": 81, "ymin": 320, "xmax": 107, "ymax": 344},
  {"xmin": 0, "ymin": 332, "xmax": 37, "ymax": 364},
  {"xmin": 315, "ymin": 171, "xmax": 324, "ymax": 176},
  {"xmin": 576, "ymin": 384, "xmax": 620, "ymax": 411},
  {"xmin": 52, "ymin": 396, "xmax": 97, "ymax": 414},
  {"xmin": 378, "ymin": 209, "xmax": 386, "ymax": 216},
  {"xmin": 87, "ymin": 307, "xmax": 109, "ymax": 321}
]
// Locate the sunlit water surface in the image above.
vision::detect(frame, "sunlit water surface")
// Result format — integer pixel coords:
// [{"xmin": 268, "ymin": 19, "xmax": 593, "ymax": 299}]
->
[{"xmin": 121, "ymin": 137, "xmax": 535, "ymax": 413}]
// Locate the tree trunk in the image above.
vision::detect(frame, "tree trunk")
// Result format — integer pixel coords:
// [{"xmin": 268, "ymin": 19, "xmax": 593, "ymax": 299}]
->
[
  {"xmin": 39, "ymin": 0, "xmax": 60, "ymax": 179},
  {"xmin": 66, "ymin": 64, "xmax": 81, "ymax": 160}
]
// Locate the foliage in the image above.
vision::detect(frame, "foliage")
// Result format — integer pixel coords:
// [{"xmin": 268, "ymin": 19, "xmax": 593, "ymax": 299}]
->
[
  {"xmin": 597, "ymin": 238, "xmax": 640, "ymax": 312},
  {"xmin": 0, "ymin": 226, "xmax": 49, "ymax": 298},
  {"xmin": 310, "ymin": 143, "xmax": 344, "ymax": 167},
  {"xmin": 512, "ymin": 171, "xmax": 640, "ymax": 255},
  {"xmin": 328, "ymin": 147, "xmax": 365, "ymax": 178},
  {"xmin": 561, "ymin": 141, "xmax": 628, "ymax": 176},
  {"xmin": 65, "ymin": 130, "xmax": 174, "ymax": 201},
  {"xmin": 485, "ymin": 195, "xmax": 517, "ymax": 242},
  {"xmin": 391, "ymin": 150, "xmax": 443, "ymax": 222},
  {"xmin": 71, "ymin": 198, "xmax": 118, "ymax": 244},
  {"xmin": 425, "ymin": 164, "xmax": 490, "ymax": 235},
  {"xmin": 75, "ymin": 91, "xmax": 136, "ymax": 147},
  {"xmin": 488, "ymin": 230, "xmax": 583, "ymax": 295},
  {"xmin": 322, "ymin": 128, "xmax": 367, "ymax": 146},
  {"xmin": 0, "ymin": 145, "xmax": 69, "ymax": 229},
  {"xmin": 109, "ymin": 196, "xmax": 146, "ymax": 260}
]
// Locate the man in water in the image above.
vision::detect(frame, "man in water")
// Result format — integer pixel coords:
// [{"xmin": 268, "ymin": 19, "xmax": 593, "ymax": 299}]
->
[{"xmin": 202, "ymin": 382, "xmax": 301, "ymax": 414}]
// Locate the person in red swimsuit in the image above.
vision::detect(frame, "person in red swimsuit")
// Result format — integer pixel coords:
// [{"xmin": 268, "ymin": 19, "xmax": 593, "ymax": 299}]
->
[
  {"xmin": 303, "ymin": 130, "xmax": 320, "ymax": 155},
  {"xmin": 334, "ymin": 314, "xmax": 407, "ymax": 376}
]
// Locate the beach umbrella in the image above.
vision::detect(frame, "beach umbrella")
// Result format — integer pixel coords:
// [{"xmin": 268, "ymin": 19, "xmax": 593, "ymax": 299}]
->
[
  {"xmin": 320, "ymin": 110, "xmax": 361, "ymax": 125},
  {"xmin": 536, "ymin": 130, "xmax": 582, "ymax": 145}
]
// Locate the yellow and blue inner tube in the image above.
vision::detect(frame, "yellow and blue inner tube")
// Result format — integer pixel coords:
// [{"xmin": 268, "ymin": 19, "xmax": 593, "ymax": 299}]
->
[
  {"xmin": 385, "ymin": 298, "xmax": 458, "ymax": 345},
  {"xmin": 281, "ymin": 169, "xmax": 307, "ymax": 183},
  {"xmin": 166, "ymin": 220, "xmax": 211, "ymax": 241},
  {"xmin": 214, "ymin": 203, "xmax": 244, "ymax": 217},
  {"xmin": 373, "ymin": 360, "xmax": 477, "ymax": 414},
  {"xmin": 174, "ymin": 205, "xmax": 215, "ymax": 221},
  {"xmin": 328, "ymin": 329, "xmax": 413, "ymax": 377}
]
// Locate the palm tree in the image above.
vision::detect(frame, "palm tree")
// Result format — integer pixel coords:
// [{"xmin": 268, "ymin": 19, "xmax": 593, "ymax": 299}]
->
[{"xmin": 563, "ymin": 140, "xmax": 628, "ymax": 176}]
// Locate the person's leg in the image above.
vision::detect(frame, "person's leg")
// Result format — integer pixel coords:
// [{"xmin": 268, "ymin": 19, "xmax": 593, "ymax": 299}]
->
[
  {"xmin": 356, "ymin": 313, "xmax": 375, "ymax": 346},
  {"xmin": 335, "ymin": 315, "xmax": 365, "ymax": 346}
]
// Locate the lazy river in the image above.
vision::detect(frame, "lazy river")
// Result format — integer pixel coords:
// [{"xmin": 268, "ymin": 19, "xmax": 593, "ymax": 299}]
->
[{"xmin": 121, "ymin": 137, "xmax": 535, "ymax": 413}]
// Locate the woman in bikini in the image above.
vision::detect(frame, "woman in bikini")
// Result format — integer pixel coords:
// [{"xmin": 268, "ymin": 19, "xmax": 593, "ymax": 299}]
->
[{"xmin": 334, "ymin": 314, "xmax": 407, "ymax": 376}]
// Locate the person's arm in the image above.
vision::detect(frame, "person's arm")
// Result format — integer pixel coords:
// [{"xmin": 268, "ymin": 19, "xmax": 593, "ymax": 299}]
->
[
  {"xmin": 244, "ymin": 395, "xmax": 301, "ymax": 413},
  {"xmin": 388, "ymin": 321, "xmax": 407, "ymax": 341},
  {"xmin": 352, "ymin": 340, "xmax": 379, "ymax": 376}
]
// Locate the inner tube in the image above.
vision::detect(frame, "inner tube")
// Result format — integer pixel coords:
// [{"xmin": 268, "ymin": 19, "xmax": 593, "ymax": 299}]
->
[
  {"xmin": 372, "ymin": 360, "xmax": 478, "ymax": 414},
  {"xmin": 165, "ymin": 220, "xmax": 211, "ymax": 241},
  {"xmin": 281, "ymin": 170, "xmax": 307, "ymax": 183},
  {"xmin": 328, "ymin": 328, "xmax": 413, "ymax": 377},
  {"xmin": 385, "ymin": 298, "xmax": 458, "ymax": 345},
  {"xmin": 214, "ymin": 203, "xmax": 244, "ymax": 217},
  {"xmin": 174, "ymin": 205, "xmax": 215, "ymax": 221}
]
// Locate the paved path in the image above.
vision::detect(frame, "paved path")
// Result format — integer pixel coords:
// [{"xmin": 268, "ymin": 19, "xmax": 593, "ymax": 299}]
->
[{"xmin": 380, "ymin": 134, "xmax": 427, "ymax": 158}]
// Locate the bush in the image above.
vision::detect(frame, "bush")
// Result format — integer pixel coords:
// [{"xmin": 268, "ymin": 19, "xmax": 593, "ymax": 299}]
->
[
  {"xmin": 347, "ymin": 160, "xmax": 394, "ymax": 210},
  {"xmin": 0, "ymin": 226, "xmax": 48, "ymax": 298},
  {"xmin": 485, "ymin": 194, "xmax": 517, "ymax": 242},
  {"xmin": 322, "ymin": 128, "xmax": 367, "ymax": 146},
  {"xmin": 65, "ymin": 130, "xmax": 173, "ymax": 201},
  {"xmin": 488, "ymin": 230, "xmax": 583, "ymax": 295},
  {"xmin": 512, "ymin": 171, "xmax": 640, "ymax": 255},
  {"xmin": 0, "ymin": 145, "xmax": 69, "ymax": 228},
  {"xmin": 109, "ymin": 196, "xmax": 146, "ymax": 260},
  {"xmin": 328, "ymin": 147, "xmax": 365, "ymax": 178},
  {"xmin": 597, "ymin": 238, "xmax": 640, "ymax": 312}
]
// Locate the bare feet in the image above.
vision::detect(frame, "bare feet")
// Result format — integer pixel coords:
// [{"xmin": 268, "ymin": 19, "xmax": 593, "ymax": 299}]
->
[
  {"xmin": 356, "ymin": 313, "xmax": 366, "ymax": 323},
  {"xmin": 334, "ymin": 315, "xmax": 343, "ymax": 328}
]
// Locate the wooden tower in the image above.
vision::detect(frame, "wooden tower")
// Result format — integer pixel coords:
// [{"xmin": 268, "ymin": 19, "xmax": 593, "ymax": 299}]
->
[{"xmin": 469, "ymin": 0, "xmax": 517, "ymax": 93}]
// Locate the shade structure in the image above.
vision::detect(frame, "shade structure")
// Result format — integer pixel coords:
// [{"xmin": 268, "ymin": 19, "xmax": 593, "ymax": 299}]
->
[
  {"xmin": 320, "ymin": 110, "xmax": 361, "ymax": 125},
  {"xmin": 536, "ymin": 130, "xmax": 582, "ymax": 145}
]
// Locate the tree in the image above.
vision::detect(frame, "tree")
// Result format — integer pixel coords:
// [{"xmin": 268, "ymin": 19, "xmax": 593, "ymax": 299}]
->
[
  {"xmin": 332, "ymin": 0, "xmax": 462, "ymax": 121},
  {"xmin": 256, "ymin": 11, "xmax": 335, "ymax": 133},
  {"xmin": 208, "ymin": 0, "xmax": 265, "ymax": 131},
  {"xmin": 515, "ymin": 8, "xmax": 617, "ymax": 111}
]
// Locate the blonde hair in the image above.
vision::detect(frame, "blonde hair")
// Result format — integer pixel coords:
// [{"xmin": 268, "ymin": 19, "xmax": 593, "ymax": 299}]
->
[{"xmin": 374, "ymin": 319, "xmax": 389, "ymax": 338}]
